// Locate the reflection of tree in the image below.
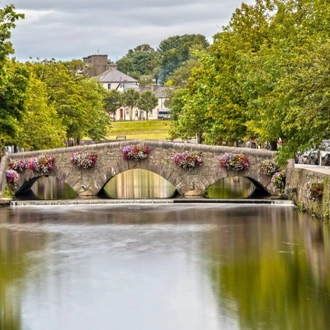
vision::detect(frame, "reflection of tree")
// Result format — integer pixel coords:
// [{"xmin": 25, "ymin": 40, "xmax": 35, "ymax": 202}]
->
[
  {"xmin": 207, "ymin": 211, "xmax": 330, "ymax": 330},
  {"xmin": 0, "ymin": 221, "xmax": 48, "ymax": 330}
]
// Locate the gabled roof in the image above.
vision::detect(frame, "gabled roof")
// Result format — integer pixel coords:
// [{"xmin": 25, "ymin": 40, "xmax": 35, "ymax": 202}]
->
[{"xmin": 97, "ymin": 65, "xmax": 138, "ymax": 84}]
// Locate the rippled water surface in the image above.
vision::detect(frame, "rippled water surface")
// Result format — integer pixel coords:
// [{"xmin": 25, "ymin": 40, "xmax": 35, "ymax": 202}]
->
[{"xmin": 0, "ymin": 204, "xmax": 329, "ymax": 330}]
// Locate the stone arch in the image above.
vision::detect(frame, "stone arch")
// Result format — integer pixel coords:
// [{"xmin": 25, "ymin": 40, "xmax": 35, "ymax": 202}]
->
[{"xmin": 0, "ymin": 140, "xmax": 278, "ymax": 198}]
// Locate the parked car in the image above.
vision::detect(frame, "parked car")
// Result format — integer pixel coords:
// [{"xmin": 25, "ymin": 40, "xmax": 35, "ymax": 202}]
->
[{"xmin": 158, "ymin": 109, "xmax": 171, "ymax": 120}]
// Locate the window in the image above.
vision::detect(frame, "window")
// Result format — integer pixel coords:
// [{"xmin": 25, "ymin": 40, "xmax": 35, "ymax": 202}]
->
[{"xmin": 107, "ymin": 83, "xmax": 111, "ymax": 90}]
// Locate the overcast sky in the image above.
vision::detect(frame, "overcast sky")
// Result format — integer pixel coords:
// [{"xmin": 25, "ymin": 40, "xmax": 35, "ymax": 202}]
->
[{"xmin": 2, "ymin": 0, "xmax": 255, "ymax": 62}]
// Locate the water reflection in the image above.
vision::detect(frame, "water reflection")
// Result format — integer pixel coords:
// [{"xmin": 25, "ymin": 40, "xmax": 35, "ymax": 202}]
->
[
  {"xmin": 205, "ymin": 177, "xmax": 255, "ymax": 198},
  {"xmin": 30, "ymin": 176, "xmax": 76, "ymax": 200},
  {"xmin": 103, "ymin": 169, "xmax": 177, "ymax": 198},
  {"xmin": 0, "ymin": 204, "xmax": 329, "ymax": 329}
]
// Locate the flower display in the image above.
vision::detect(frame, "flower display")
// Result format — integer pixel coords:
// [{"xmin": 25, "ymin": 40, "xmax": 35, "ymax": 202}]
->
[
  {"xmin": 259, "ymin": 160, "xmax": 279, "ymax": 176},
  {"xmin": 305, "ymin": 178, "xmax": 324, "ymax": 202},
  {"xmin": 172, "ymin": 151, "xmax": 203, "ymax": 169},
  {"xmin": 122, "ymin": 144, "xmax": 150, "ymax": 161},
  {"xmin": 71, "ymin": 151, "xmax": 98, "ymax": 168},
  {"xmin": 271, "ymin": 171, "xmax": 286, "ymax": 191},
  {"xmin": 28, "ymin": 155, "xmax": 55, "ymax": 173},
  {"xmin": 6, "ymin": 170, "xmax": 20, "ymax": 184},
  {"xmin": 219, "ymin": 153, "xmax": 249, "ymax": 171},
  {"xmin": 8, "ymin": 158, "xmax": 28, "ymax": 172}
]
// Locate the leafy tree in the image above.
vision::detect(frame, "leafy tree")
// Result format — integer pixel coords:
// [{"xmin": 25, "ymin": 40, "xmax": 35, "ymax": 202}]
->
[
  {"xmin": 137, "ymin": 90, "xmax": 158, "ymax": 120},
  {"xmin": 157, "ymin": 34, "xmax": 209, "ymax": 83},
  {"xmin": 0, "ymin": 5, "xmax": 27, "ymax": 147},
  {"xmin": 104, "ymin": 89, "xmax": 123, "ymax": 118},
  {"xmin": 122, "ymin": 88, "xmax": 140, "ymax": 120},
  {"xmin": 17, "ymin": 74, "xmax": 66, "ymax": 150}
]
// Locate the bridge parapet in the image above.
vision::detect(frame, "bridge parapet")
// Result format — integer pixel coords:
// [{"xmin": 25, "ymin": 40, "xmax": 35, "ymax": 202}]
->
[{"xmin": 0, "ymin": 140, "xmax": 277, "ymax": 198}]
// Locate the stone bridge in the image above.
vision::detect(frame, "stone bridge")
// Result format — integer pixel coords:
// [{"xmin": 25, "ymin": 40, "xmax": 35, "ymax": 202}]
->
[{"xmin": 0, "ymin": 140, "xmax": 277, "ymax": 198}]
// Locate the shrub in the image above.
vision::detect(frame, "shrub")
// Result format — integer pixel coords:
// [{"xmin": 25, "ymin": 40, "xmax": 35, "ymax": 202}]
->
[
  {"xmin": 173, "ymin": 151, "xmax": 203, "ymax": 170},
  {"xmin": 71, "ymin": 151, "xmax": 98, "ymax": 168},
  {"xmin": 219, "ymin": 153, "xmax": 249, "ymax": 171},
  {"xmin": 122, "ymin": 144, "xmax": 150, "ymax": 161}
]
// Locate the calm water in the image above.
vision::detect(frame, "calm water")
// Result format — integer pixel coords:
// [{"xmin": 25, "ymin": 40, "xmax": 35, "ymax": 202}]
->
[{"xmin": 0, "ymin": 203, "xmax": 329, "ymax": 330}]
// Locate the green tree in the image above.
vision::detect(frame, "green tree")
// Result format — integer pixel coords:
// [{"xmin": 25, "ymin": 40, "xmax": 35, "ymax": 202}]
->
[
  {"xmin": 137, "ymin": 90, "xmax": 158, "ymax": 120},
  {"xmin": 17, "ymin": 74, "xmax": 66, "ymax": 150},
  {"xmin": 0, "ymin": 5, "xmax": 27, "ymax": 147},
  {"xmin": 122, "ymin": 88, "xmax": 140, "ymax": 120},
  {"xmin": 104, "ymin": 89, "xmax": 123, "ymax": 119},
  {"xmin": 157, "ymin": 34, "xmax": 209, "ymax": 83}
]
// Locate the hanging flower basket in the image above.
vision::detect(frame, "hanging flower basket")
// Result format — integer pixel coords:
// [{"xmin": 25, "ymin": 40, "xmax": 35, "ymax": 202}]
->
[
  {"xmin": 172, "ymin": 151, "xmax": 203, "ymax": 170},
  {"xmin": 8, "ymin": 158, "xmax": 28, "ymax": 172},
  {"xmin": 28, "ymin": 155, "xmax": 55, "ymax": 173},
  {"xmin": 305, "ymin": 178, "xmax": 324, "ymax": 201},
  {"xmin": 6, "ymin": 169, "xmax": 20, "ymax": 184},
  {"xmin": 71, "ymin": 151, "xmax": 98, "ymax": 168},
  {"xmin": 219, "ymin": 153, "xmax": 249, "ymax": 171},
  {"xmin": 122, "ymin": 144, "xmax": 150, "ymax": 161},
  {"xmin": 271, "ymin": 171, "xmax": 286, "ymax": 192},
  {"xmin": 259, "ymin": 160, "xmax": 279, "ymax": 176}
]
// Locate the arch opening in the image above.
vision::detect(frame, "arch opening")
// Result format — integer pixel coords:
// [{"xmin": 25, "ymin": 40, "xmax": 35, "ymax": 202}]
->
[
  {"xmin": 204, "ymin": 176, "xmax": 269, "ymax": 199},
  {"xmin": 100, "ymin": 169, "xmax": 177, "ymax": 199},
  {"xmin": 16, "ymin": 176, "xmax": 77, "ymax": 200}
]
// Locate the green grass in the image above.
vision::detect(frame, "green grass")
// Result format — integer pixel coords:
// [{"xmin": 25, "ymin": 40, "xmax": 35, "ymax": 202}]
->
[{"xmin": 107, "ymin": 120, "xmax": 172, "ymax": 140}]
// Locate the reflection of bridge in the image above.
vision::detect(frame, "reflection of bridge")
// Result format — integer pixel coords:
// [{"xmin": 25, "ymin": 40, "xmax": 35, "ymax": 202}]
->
[{"xmin": 0, "ymin": 140, "xmax": 277, "ymax": 198}]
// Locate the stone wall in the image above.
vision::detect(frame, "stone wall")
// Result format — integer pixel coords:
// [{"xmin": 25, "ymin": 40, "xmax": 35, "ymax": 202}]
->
[
  {"xmin": 0, "ymin": 140, "xmax": 276, "ymax": 198},
  {"xmin": 286, "ymin": 162, "xmax": 330, "ymax": 219}
]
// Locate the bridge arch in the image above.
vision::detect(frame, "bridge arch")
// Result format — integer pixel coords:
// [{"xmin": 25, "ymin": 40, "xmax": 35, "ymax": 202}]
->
[{"xmin": 0, "ymin": 140, "xmax": 277, "ymax": 198}]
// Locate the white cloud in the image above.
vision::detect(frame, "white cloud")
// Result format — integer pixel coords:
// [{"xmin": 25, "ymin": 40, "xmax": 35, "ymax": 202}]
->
[{"xmin": 1, "ymin": 0, "xmax": 256, "ymax": 62}]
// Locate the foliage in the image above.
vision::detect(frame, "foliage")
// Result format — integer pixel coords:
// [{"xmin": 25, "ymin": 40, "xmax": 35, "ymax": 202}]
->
[
  {"xmin": 271, "ymin": 171, "xmax": 286, "ymax": 191},
  {"xmin": 157, "ymin": 34, "xmax": 209, "ymax": 83},
  {"xmin": 122, "ymin": 144, "xmax": 150, "ymax": 161},
  {"xmin": 8, "ymin": 158, "xmax": 28, "ymax": 172},
  {"xmin": 258, "ymin": 160, "xmax": 279, "ymax": 176},
  {"xmin": 27, "ymin": 59, "xmax": 110, "ymax": 144},
  {"xmin": 104, "ymin": 89, "xmax": 122, "ymax": 116},
  {"xmin": 28, "ymin": 155, "xmax": 55, "ymax": 173},
  {"xmin": 71, "ymin": 151, "xmax": 98, "ymax": 169},
  {"xmin": 172, "ymin": 151, "xmax": 203, "ymax": 170},
  {"xmin": 219, "ymin": 153, "xmax": 250, "ymax": 171},
  {"xmin": 122, "ymin": 88, "xmax": 140, "ymax": 120},
  {"xmin": 16, "ymin": 73, "xmax": 66, "ymax": 150},
  {"xmin": 305, "ymin": 178, "xmax": 324, "ymax": 202},
  {"xmin": 137, "ymin": 90, "xmax": 158, "ymax": 120},
  {"xmin": 6, "ymin": 169, "xmax": 19, "ymax": 184}
]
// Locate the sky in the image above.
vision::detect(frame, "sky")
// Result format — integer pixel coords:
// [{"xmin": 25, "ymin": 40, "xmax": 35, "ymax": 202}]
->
[{"xmin": 1, "ymin": 0, "xmax": 256, "ymax": 63}]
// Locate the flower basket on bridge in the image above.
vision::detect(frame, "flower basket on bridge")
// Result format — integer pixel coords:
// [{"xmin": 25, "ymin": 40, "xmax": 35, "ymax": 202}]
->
[
  {"xmin": 259, "ymin": 160, "xmax": 279, "ymax": 176},
  {"xmin": 172, "ymin": 151, "xmax": 203, "ymax": 170},
  {"xmin": 219, "ymin": 153, "xmax": 249, "ymax": 171},
  {"xmin": 28, "ymin": 155, "xmax": 55, "ymax": 173},
  {"xmin": 271, "ymin": 171, "xmax": 286, "ymax": 192},
  {"xmin": 6, "ymin": 169, "xmax": 20, "ymax": 184},
  {"xmin": 305, "ymin": 178, "xmax": 324, "ymax": 202},
  {"xmin": 8, "ymin": 158, "xmax": 28, "ymax": 172},
  {"xmin": 71, "ymin": 151, "xmax": 98, "ymax": 169},
  {"xmin": 122, "ymin": 144, "xmax": 150, "ymax": 161}
]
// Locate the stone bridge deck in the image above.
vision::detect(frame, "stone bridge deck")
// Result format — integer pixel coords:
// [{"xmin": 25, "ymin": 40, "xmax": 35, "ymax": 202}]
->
[{"xmin": 0, "ymin": 140, "xmax": 276, "ymax": 198}]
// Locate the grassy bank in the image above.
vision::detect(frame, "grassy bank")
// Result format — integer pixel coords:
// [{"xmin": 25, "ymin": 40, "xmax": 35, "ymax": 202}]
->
[{"xmin": 107, "ymin": 120, "xmax": 172, "ymax": 140}]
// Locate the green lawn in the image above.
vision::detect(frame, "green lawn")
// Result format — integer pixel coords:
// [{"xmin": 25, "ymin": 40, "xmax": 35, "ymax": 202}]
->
[{"xmin": 107, "ymin": 120, "xmax": 172, "ymax": 140}]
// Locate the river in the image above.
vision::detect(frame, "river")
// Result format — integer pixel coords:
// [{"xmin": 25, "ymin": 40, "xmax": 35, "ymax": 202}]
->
[{"xmin": 0, "ymin": 203, "xmax": 329, "ymax": 330}]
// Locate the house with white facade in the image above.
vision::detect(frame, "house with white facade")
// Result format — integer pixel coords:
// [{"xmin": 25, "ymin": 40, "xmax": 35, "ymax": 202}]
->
[{"xmin": 83, "ymin": 54, "xmax": 170, "ymax": 121}]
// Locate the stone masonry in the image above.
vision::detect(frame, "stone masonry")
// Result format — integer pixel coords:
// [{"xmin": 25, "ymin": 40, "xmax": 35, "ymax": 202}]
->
[{"xmin": 0, "ymin": 140, "xmax": 277, "ymax": 198}]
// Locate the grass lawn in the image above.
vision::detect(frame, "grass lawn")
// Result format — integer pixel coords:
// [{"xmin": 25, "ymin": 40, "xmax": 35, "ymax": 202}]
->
[{"xmin": 107, "ymin": 120, "xmax": 172, "ymax": 140}]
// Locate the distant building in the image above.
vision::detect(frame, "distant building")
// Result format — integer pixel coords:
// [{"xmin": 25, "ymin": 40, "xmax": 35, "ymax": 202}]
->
[{"xmin": 83, "ymin": 54, "xmax": 169, "ymax": 121}]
